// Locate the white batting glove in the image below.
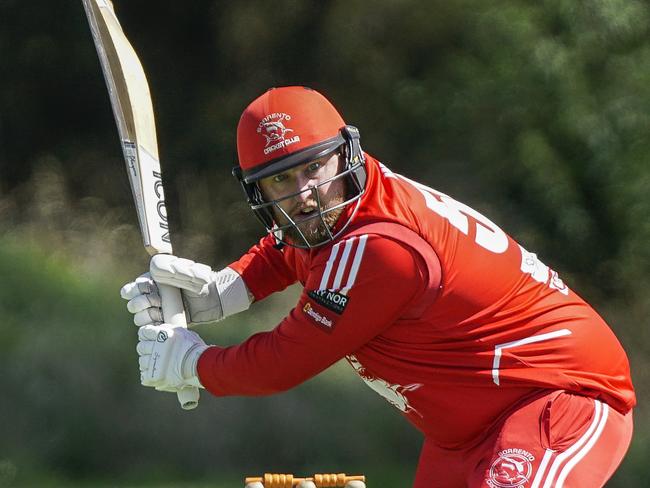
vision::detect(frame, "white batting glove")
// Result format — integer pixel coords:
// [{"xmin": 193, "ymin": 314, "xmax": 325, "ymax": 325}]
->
[
  {"xmin": 137, "ymin": 323, "xmax": 208, "ymax": 391},
  {"xmin": 120, "ymin": 255, "xmax": 252, "ymax": 327},
  {"xmin": 121, "ymin": 273, "xmax": 164, "ymax": 326}
]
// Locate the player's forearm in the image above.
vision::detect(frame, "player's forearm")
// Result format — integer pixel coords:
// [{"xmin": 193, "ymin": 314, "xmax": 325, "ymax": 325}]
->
[
  {"xmin": 196, "ymin": 344, "xmax": 318, "ymax": 396},
  {"xmin": 195, "ymin": 327, "xmax": 346, "ymax": 396}
]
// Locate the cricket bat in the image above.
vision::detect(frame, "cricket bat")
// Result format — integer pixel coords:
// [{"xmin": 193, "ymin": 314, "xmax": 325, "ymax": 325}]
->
[{"xmin": 82, "ymin": 0, "xmax": 200, "ymax": 410}]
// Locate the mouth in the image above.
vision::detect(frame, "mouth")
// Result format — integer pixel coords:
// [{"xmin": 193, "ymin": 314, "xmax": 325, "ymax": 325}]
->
[{"xmin": 292, "ymin": 206, "xmax": 319, "ymax": 222}]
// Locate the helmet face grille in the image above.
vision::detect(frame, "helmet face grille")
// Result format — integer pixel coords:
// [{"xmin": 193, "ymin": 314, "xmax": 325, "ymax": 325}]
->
[
  {"xmin": 234, "ymin": 126, "xmax": 366, "ymax": 249},
  {"xmin": 252, "ymin": 160, "xmax": 366, "ymax": 249}
]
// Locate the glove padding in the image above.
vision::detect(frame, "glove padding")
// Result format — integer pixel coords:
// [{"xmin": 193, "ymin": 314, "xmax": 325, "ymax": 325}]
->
[
  {"xmin": 137, "ymin": 323, "xmax": 208, "ymax": 391},
  {"xmin": 151, "ymin": 255, "xmax": 225, "ymax": 325},
  {"xmin": 121, "ymin": 255, "xmax": 251, "ymax": 326}
]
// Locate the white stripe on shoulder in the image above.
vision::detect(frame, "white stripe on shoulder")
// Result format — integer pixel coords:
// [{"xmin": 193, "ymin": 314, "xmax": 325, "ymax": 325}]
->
[
  {"xmin": 332, "ymin": 237, "xmax": 357, "ymax": 290},
  {"xmin": 319, "ymin": 241, "xmax": 342, "ymax": 290},
  {"xmin": 341, "ymin": 234, "xmax": 368, "ymax": 295},
  {"xmin": 378, "ymin": 162, "xmax": 397, "ymax": 178}
]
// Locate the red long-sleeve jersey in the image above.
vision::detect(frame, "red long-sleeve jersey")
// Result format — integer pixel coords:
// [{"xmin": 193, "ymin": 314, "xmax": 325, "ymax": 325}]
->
[{"xmin": 198, "ymin": 155, "xmax": 635, "ymax": 448}]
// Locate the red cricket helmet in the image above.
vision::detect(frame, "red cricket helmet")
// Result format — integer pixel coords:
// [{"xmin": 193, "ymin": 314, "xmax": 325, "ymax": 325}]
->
[{"xmin": 233, "ymin": 86, "xmax": 366, "ymax": 248}]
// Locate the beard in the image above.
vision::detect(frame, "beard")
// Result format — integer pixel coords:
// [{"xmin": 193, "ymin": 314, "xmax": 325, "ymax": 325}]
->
[
  {"xmin": 271, "ymin": 181, "xmax": 348, "ymax": 247},
  {"xmin": 283, "ymin": 194, "xmax": 346, "ymax": 246}
]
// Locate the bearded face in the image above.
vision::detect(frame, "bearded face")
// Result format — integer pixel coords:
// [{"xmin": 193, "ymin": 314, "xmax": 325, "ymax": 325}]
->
[
  {"xmin": 277, "ymin": 186, "xmax": 347, "ymax": 246},
  {"xmin": 258, "ymin": 152, "xmax": 349, "ymax": 247}
]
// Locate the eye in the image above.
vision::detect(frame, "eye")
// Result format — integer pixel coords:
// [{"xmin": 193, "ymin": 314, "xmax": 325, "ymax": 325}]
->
[
  {"xmin": 272, "ymin": 173, "xmax": 288, "ymax": 183},
  {"xmin": 307, "ymin": 161, "xmax": 321, "ymax": 173}
]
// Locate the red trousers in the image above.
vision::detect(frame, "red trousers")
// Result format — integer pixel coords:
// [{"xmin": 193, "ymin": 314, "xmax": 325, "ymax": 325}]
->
[{"xmin": 414, "ymin": 390, "xmax": 633, "ymax": 488}]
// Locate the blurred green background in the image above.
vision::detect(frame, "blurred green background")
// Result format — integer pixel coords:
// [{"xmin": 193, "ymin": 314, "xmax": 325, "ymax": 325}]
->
[{"xmin": 1, "ymin": 0, "xmax": 649, "ymax": 486}]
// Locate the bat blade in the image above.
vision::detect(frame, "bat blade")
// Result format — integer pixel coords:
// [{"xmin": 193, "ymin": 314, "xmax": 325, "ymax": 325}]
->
[
  {"xmin": 83, "ymin": 0, "xmax": 199, "ymax": 409},
  {"xmin": 83, "ymin": 0, "xmax": 170, "ymax": 255}
]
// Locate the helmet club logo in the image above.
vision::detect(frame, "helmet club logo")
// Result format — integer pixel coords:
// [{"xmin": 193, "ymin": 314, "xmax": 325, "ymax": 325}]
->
[
  {"xmin": 257, "ymin": 113, "xmax": 301, "ymax": 155},
  {"xmin": 487, "ymin": 449, "xmax": 535, "ymax": 488}
]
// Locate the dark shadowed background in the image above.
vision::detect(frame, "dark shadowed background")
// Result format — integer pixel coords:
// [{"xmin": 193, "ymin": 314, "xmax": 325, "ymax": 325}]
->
[{"xmin": 1, "ymin": 1, "xmax": 649, "ymax": 486}]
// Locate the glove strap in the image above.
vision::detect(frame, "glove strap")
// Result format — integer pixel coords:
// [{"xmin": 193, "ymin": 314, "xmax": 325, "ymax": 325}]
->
[
  {"xmin": 182, "ymin": 344, "xmax": 210, "ymax": 388},
  {"xmin": 216, "ymin": 267, "xmax": 253, "ymax": 317}
]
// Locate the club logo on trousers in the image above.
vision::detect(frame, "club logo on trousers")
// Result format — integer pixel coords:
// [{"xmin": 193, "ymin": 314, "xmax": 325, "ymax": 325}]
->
[
  {"xmin": 487, "ymin": 449, "xmax": 534, "ymax": 488},
  {"xmin": 257, "ymin": 113, "xmax": 300, "ymax": 155}
]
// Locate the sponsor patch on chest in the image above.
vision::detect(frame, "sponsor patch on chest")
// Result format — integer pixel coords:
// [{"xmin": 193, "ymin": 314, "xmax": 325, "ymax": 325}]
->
[{"xmin": 307, "ymin": 289, "xmax": 350, "ymax": 314}]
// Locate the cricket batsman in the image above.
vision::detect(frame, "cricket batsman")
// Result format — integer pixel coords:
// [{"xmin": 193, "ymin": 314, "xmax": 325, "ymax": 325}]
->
[{"xmin": 121, "ymin": 86, "xmax": 635, "ymax": 487}]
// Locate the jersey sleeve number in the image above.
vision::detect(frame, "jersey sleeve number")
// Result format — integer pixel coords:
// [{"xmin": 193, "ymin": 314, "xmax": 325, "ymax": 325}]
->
[
  {"xmin": 399, "ymin": 175, "xmax": 509, "ymax": 254},
  {"xmin": 382, "ymin": 166, "xmax": 574, "ymax": 386},
  {"xmin": 395, "ymin": 171, "xmax": 569, "ymax": 295}
]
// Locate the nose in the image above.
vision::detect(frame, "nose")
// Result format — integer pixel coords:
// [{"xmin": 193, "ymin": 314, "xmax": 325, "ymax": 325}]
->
[{"xmin": 294, "ymin": 175, "xmax": 317, "ymax": 202}]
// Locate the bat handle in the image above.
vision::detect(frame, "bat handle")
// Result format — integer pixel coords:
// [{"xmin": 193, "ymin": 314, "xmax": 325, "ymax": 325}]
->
[{"xmin": 158, "ymin": 282, "xmax": 200, "ymax": 410}]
